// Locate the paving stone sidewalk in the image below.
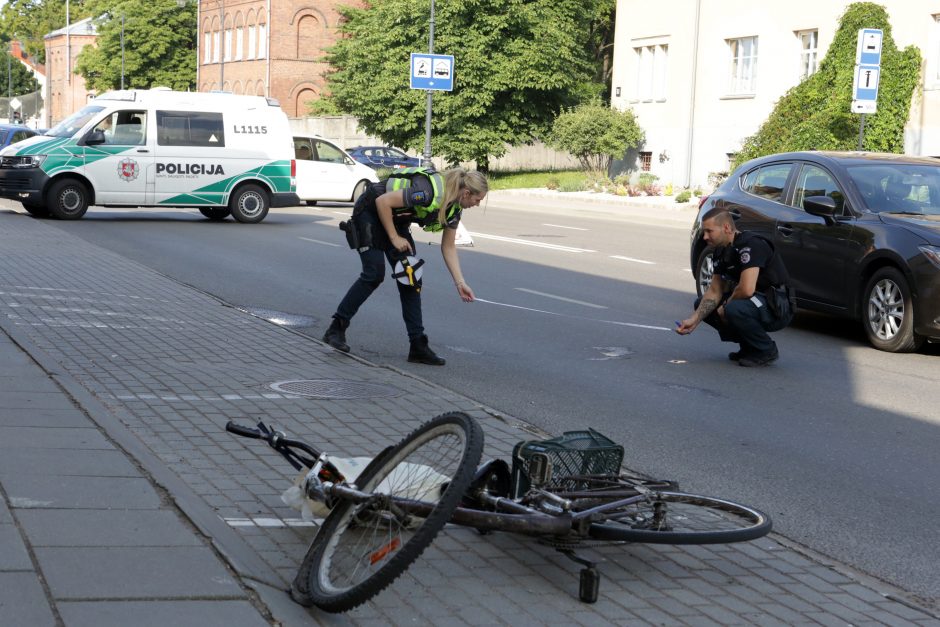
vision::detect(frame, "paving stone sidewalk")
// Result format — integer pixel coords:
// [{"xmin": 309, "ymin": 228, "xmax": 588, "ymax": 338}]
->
[{"xmin": 1, "ymin": 205, "xmax": 937, "ymax": 626}]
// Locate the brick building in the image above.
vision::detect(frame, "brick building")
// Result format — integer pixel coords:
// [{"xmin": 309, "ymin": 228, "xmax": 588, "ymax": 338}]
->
[
  {"xmin": 43, "ymin": 17, "xmax": 98, "ymax": 127},
  {"xmin": 197, "ymin": 0, "xmax": 362, "ymax": 117}
]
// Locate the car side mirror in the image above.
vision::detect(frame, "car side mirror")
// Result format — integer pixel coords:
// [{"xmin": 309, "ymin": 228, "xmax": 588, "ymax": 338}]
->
[
  {"xmin": 84, "ymin": 130, "xmax": 107, "ymax": 146},
  {"xmin": 803, "ymin": 195, "xmax": 838, "ymax": 218},
  {"xmin": 345, "ymin": 156, "xmax": 355, "ymax": 166}
]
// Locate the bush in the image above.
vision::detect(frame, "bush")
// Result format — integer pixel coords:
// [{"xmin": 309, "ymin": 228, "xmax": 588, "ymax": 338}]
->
[
  {"xmin": 675, "ymin": 190, "xmax": 692, "ymax": 203},
  {"xmin": 559, "ymin": 181, "xmax": 584, "ymax": 192},
  {"xmin": 664, "ymin": 183, "xmax": 674, "ymax": 196},
  {"xmin": 546, "ymin": 177, "xmax": 560, "ymax": 190},
  {"xmin": 548, "ymin": 100, "xmax": 645, "ymax": 173}
]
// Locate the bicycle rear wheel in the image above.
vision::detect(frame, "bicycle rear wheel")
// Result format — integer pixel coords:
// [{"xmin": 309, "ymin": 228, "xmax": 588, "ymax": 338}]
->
[
  {"xmin": 587, "ymin": 491, "xmax": 771, "ymax": 545},
  {"xmin": 292, "ymin": 412, "xmax": 484, "ymax": 612}
]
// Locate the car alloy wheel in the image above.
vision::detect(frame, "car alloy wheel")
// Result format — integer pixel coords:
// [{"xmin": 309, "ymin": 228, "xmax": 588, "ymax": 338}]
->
[
  {"xmin": 862, "ymin": 267, "xmax": 923, "ymax": 353},
  {"xmin": 868, "ymin": 277, "xmax": 904, "ymax": 342}
]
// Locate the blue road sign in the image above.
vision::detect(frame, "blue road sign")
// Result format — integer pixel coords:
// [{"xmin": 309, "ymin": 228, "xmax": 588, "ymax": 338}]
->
[
  {"xmin": 857, "ymin": 29, "xmax": 883, "ymax": 66},
  {"xmin": 410, "ymin": 53, "xmax": 455, "ymax": 91},
  {"xmin": 852, "ymin": 29, "xmax": 882, "ymax": 114}
]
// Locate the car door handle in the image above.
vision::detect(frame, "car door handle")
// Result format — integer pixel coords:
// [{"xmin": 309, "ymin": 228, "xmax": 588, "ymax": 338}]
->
[
  {"xmin": 776, "ymin": 224, "xmax": 794, "ymax": 236},
  {"xmin": 136, "ymin": 149, "xmax": 149, "ymax": 153}
]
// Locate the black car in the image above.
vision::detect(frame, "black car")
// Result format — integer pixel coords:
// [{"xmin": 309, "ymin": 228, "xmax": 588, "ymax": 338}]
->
[{"xmin": 691, "ymin": 151, "xmax": 940, "ymax": 353}]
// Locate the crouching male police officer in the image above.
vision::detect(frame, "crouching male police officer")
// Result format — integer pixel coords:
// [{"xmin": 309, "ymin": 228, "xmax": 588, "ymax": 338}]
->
[{"xmin": 676, "ymin": 208, "xmax": 794, "ymax": 367}]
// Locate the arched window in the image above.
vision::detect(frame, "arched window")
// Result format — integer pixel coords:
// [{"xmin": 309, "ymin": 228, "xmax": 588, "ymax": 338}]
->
[
  {"xmin": 234, "ymin": 12, "xmax": 244, "ymax": 61},
  {"xmin": 246, "ymin": 9, "xmax": 256, "ymax": 59},
  {"xmin": 257, "ymin": 11, "xmax": 267, "ymax": 59},
  {"xmin": 202, "ymin": 19, "xmax": 213, "ymax": 63},
  {"xmin": 211, "ymin": 16, "xmax": 221, "ymax": 63},
  {"xmin": 223, "ymin": 14, "xmax": 233, "ymax": 62}
]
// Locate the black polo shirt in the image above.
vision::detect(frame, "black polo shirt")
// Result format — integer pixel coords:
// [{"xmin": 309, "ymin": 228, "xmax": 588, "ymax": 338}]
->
[{"xmin": 714, "ymin": 231, "xmax": 789, "ymax": 291}]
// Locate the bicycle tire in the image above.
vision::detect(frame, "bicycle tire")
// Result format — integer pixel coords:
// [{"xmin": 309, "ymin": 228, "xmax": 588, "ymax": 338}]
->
[
  {"xmin": 291, "ymin": 412, "xmax": 484, "ymax": 612},
  {"xmin": 586, "ymin": 491, "xmax": 771, "ymax": 545}
]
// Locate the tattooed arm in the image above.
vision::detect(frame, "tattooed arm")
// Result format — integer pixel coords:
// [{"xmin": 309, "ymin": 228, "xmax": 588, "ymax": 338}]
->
[{"xmin": 676, "ymin": 274, "xmax": 725, "ymax": 335}]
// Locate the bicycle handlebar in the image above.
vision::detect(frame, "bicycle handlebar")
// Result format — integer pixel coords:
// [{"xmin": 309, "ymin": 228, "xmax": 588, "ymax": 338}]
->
[{"xmin": 225, "ymin": 421, "xmax": 263, "ymax": 439}]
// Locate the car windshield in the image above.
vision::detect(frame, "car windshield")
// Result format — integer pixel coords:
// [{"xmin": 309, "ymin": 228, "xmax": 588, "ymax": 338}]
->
[
  {"xmin": 847, "ymin": 163, "xmax": 940, "ymax": 216},
  {"xmin": 45, "ymin": 105, "xmax": 106, "ymax": 138}
]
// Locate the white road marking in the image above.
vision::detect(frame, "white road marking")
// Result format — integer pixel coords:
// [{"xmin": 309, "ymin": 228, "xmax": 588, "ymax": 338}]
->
[
  {"xmin": 468, "ymin": 232, "xmax": 595, "ymax": 253},
  {"xmin": 542, "ymin": 223, "xmax": 588, "ymax": 231},
  {"xmin": 331, "ymin": 211, "xmax": 348, "ymax": 216},
  {"xmin": 475, "ymin": 298, "xmax": 671, "ymax": 331},
  {"xmin": 223, "ymin": 517, "xmax": 320, "ymax": 528},
  {"xmin": 515, "ymin": 288, "xmax": 607, "ymax": 309},
  {"xmin": 299, "ymin": 237, "xmax": 341, "ymax": 247},
  {"xmin": 610, "ymin": 255, "xmax": 655, "ymax": 265}
]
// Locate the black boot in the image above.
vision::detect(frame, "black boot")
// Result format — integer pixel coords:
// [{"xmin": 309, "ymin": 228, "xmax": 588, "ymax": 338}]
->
[
  {"xmin": 322, "ymin": 317, "xmax": 350, "ymax": 353},
  {"xmin": 408, "ymin": 335, "xmax": 445, "ymax": 365}
]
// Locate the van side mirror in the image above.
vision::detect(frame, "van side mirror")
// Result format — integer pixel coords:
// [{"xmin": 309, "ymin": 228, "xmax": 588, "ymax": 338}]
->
[
  {"xmin": 803, "ymin": 195, "xmax": 838, "ymax": 218},
  {"xmin": 84, "ymin": 130, "xmax": 107, "ymax": 146}
]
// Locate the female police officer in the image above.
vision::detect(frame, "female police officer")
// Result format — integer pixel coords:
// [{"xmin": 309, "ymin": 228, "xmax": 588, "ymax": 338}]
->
[{"xmin": 322, "ymin": 166, "xmax": 488, "ymax": 365}]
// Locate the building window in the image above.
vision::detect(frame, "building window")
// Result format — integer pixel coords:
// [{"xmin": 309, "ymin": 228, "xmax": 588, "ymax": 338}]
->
[
  {"xmin": 728, "ymin": 36, "xmax": 758, "ymax": 94},
  {"xmin": 798, "ymin": 30, "xmax": 818, "ymax": 79},
  {"xmin": 634, "ymin": 44, "xmax": 668, "ymax": 101},
  {"xmin": 203, "ymin": 32, "xmax": 211, "ymax": 63},
  {"xmin": 639, "ymin": 151, "xmax": 652, "ymax": 171},
  {"xmin": 224, "ymin": 28, "xmax": 232, "ymax": 62},
  {"xmin": 212, "ymin": 31, "xmax": 220, "ymax": 63},
  {"xmin": 247, "ymin": 25, "xmax": 256, "ymax": 59},
  {"xmin": 257, "ymin": 23, "xmax": 267, "ymax": 59},
  {"xmin": 235, "ymin": 26, "xmax": 243, "ymax": 61}
]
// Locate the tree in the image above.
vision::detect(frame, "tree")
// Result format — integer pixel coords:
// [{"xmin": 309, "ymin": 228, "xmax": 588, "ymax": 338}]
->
[
  {"xmin": 0, "ymin": 0, "xmax": 93, "ymax": 66},
  {"xmin": 0, "ymin": 38, "xmax": 41, "ymax": 97},
  {"xmin": 732, "ymin": 2, "xmax": 920, "ymax": 170},
  {"xmin": 314, "ymin": 0, "xmax": 609, "ymax": 171},
  {"xmin": 75, "ymin": 0, "xmax": 196, "ymax": 92},
  {"xmin": 548, "ymin": 100, "xmax": 644, "ymax": 172}
]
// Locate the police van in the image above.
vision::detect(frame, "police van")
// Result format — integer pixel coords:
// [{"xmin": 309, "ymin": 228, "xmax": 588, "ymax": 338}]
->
[{"xmin": 0, "ymin": 88, "xmax": 298, "ymax": 223}]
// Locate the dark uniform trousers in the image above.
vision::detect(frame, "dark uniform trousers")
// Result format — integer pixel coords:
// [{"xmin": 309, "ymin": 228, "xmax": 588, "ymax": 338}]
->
[
  {"xmin": 335, "ymin": 209, "xmax": 424, "ymax": 340},
  {"xmin": 694, "ymin": 292, "xmax": 790, "ymax": 353}
]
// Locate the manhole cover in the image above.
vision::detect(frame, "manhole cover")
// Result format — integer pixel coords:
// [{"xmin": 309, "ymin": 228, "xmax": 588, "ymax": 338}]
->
[{"xmin": 270, "ymin": 379, "xmax": 404, "ymax": 399}]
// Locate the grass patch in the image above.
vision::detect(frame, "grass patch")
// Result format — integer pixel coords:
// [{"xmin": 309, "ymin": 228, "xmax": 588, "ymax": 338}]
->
[{"xmin": 487, "ymin": 169, "xmax": 587, "ymax": 190}]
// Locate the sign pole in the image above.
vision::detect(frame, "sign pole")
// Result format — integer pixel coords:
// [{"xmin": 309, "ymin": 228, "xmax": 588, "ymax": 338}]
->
[
  {"xmin": 422, "ymin": 0, "xmax": 435, "ymax": 168},
  {"xmin": 857, "ymin": 113, "xmax": 866, "ymax": 151}
]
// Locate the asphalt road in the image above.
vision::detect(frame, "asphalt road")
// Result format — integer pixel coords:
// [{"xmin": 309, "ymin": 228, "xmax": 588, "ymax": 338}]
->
[{"xmin": 33, "ymin": 196, "xmax": 940, "ymax": 608}]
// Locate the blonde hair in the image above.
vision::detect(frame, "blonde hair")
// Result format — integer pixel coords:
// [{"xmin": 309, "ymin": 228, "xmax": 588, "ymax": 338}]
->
[{"xmin": 439, "ymin": 167, "xmax": 488, "ymax": 225}]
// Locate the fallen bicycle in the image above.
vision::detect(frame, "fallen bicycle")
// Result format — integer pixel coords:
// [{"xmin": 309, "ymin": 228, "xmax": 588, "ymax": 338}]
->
[{"xmin": 226, "ymin": 411, "xmax": 771, "ymax": 612}]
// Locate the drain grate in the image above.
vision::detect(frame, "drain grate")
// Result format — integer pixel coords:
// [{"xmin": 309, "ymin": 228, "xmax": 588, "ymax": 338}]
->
[{"xmin": 270, "ymin": 379, "xmax": 404, "ymax": 399}]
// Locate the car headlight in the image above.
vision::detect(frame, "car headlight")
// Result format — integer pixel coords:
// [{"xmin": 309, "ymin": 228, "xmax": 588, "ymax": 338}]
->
[
  {"xmin": 1, "ymin": 154, "xmax": 47, "ymax": 169},
  {"xmin": 918, "ymin": 245, "xmax": 940, "ymax": 269}
]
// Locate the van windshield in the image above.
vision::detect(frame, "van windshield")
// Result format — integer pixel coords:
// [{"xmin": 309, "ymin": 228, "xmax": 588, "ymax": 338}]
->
[{"xmin": 46, "ymin": 105, "xmax": 106, "ymax": 138}]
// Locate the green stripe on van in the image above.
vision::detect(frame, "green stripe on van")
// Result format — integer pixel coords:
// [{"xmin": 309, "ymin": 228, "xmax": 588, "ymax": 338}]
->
[{"xmin": 158, "ymin": 160, "xmax": 293, "ymax": 206}]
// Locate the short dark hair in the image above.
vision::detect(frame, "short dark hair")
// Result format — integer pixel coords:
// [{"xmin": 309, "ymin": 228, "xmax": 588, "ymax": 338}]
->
[{"xmin": 702, "ymin": 207, "xmax": 734, "ymax": 227}]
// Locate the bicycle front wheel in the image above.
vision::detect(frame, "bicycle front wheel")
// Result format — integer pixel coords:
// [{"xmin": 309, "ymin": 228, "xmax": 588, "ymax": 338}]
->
[
  {"xmin": 292, "ymin": 412, "xmax": 484, "ymax": 613},
  {"xmin": 587, "ymin": 491, "xmax": 771, "ymax": 545}
]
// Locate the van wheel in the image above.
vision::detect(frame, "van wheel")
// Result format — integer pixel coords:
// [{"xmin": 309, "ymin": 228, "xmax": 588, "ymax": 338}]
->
[
  {"xmin": 199, "ymin": 207, "xmax": 231, "ymax": 221},
  {"xmin": 351, "ymin": 180, "xmax": 368, "ymax": 202},
  {"xmin": 229, "ymin": 184, "xmax": 269, "ymax": 223},
  {"xmin": 22, "ymin": 202, "xmax": 49, "ymax": 217},
  {"xmin": 47, "ymin": 179, "xmax": 90, "ymax": 220},
  {"xmin": 862, "ymin": 267, "xmax": 923, "ymax": 353}
]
